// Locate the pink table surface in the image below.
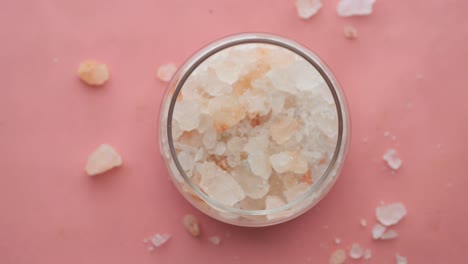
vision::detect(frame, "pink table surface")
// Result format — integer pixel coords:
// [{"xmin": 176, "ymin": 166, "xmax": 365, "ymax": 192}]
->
[{"xmin": 1, "ymin": 0, "xmax": 468, "ymax": 263}]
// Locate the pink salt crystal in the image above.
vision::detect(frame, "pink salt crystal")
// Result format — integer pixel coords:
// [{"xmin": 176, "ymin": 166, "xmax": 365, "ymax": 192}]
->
[
  {"xmin": 396, "ymin": 253, "xmax": 408, "ymax": 264},
  {"xmin": 381, "ymin": 229, "xmax": 399, "ymax": 240},
  {"xmin": 349, "ymin": 243, "xmax": 363, "ymax": 259},
  {"xmin": 183, "ymin": 214, "xmax": 201, "ymax": 237},
  {"xmin": 295, "ymin": 0, "xmax": 322, "ymax": 19},
  {"xmin": 77, "ymin": 60, "xmax": 109, "ymax": 86},
  {"xmin": 337, "ymin": 0, "xmax": 376, "ymax": 17},
  {"xmin": 383, "ymin": 149, "xmax": 402, "ymax": 170},
  {"xmin": 209, "ymin": 236, "xmax": 221, "ymax": 245},
  {"xmin": 343, "ymin": 25, "xmax": 358, "ymax": 39},
  {"xmin": 85, "ymin": 144, "xmax": 122, "ymax": 176},
  {"xmin": 150, "ymin": 233, "xmax": 171, "ymax": 248},
  {"xmin": 376, "ymin": 203, "xmax": 407, "ymax": 226},
  {"xmin": 157, "ymin": 63, "xmax": 177, "ymax": 82},
  {"xmin": 372, "ymin": 223, "xmax": 386, "ymax": 239},
  {"xmin": 329, "ymin": 249, "xmax": 346, "ymax": 264}
]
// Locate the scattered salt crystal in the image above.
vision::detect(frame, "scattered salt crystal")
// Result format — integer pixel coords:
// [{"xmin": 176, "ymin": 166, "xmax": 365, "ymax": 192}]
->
[
  {"xmin": 183, "ymin": 214, "xmax": 201, "ymax": 237},
  {"xmin": 349, "ymin": 243, "xmax": 363, "ymax": 259},
  {"xmin": 384, "ymin": 131, "xmax": 390, "ymax": 137},
  {"xmin": 85, "ymin": 144, "xmax": 122, "ymax": 176},
  {"xmin": 329, "ymin": 249, "xmax": 346, "ymax": 264},
  {"xmin": 77, "ymin": 60, "xmax": 109, "ymax": 86},
  {"xmin": 334, "ymin": 238, "xmax": 341, "ymax": 245},
  {"xmin": 209, "ymin": 236, "xmax": 221, "ymax": 245},
  {"xmin": 150, "ymin": 233, "xmax": 171, "ymax": 248},
  {"xmin": 337, "ymin": 0, "xmax": 376, "ymax": 17},
  {"xmin": 157, "ymin": 63, "xmax": 177, "ymax": 82},
  {"xmin": 381, "ymin": 229, "xmax": 399, "ymax": 240},
  {"xmin": 395, "ymin": 253, "xmax": 408, "ymax": 264},
  {"xmin": 343, "ymin": 25, "xmax": 358, "ymax": 39},
  {"xmin": 295, "ymin": 0, "xmax": 322, "ymax": 19},
  {"xmin": 360, "ymin": 218, "xmax": 367, "ymax": 227},
  {"xmin": 383, "ymin": 149, "xmax": 403, "ymax": 170},
  {"xmin": 376, "ymin": 202, "xmax": 407, "ymax": 226},
  {"xmin": 363, "ymin": 249, "xmax": 372, "ymax": 260},
  {"xmin": 372, "ymin": 223, "xmax": 386, "ymax": 239}
]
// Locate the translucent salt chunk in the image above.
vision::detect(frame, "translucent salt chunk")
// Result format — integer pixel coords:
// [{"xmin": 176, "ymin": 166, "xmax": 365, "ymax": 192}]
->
[
  {"xmin": 363, "ymin": 249, "xmax": 372, "ymax": 260},
  {"xmin": 295, "ymin": 0, "xmax": 322, "ymax": 19},
  {"xmin": 334, "ymin": 238, "xmax": 342, "ymax": 245},
  {"xmin": 239, "ymin": 88, "xmax": 272, "ymax": 117},
  {"xmin": 157, "ymin": 63, "xmax": 177, "ymax": 82},
  {"xmin": 376, "ymin": 203, "xmax": 407, "ymax": 226},
  {"xmin": 150, "ymin": 233, "xmax": 171, "ymax": 247},
  {"xmin": 183, "ymin": 214, "xmax": 200, "ymax": 237},
  {"xmin": 360, "ymin": 218, "xmax": 367, "ymax": 227},
  {"xmin": 267, "ymin": 68, "xmax": 298, "ymax": 95},
  {"xmin": 265, "ymin": 195, "xmax": 292, "ymax": 220},
  {"xmin": 202, "ymin": 128, "xmax": 217, "ymax": 149},
  {"xmin": 383, "ymin": 149, "xmax": 402, "ymax": 170},
  {"xmin": 173, "ymin": 101, "xmax": 201, "ymax": 131},
  {"xmin": 329, "ymin": 249, "xmax": 346, "ymax": 264},
  {"xmin": 395, "ymin": 254, "xmax": 408, "ymax": 264},
  {"xmin": 208, "ymin": 95, "xmax": 246, "ymax": 132},
  {"xmin": 77, "ymin": 60, "xmax": 109, "ymax": 86},
  {"xmin": 177, "ymin": 151, "xmax": 195, "ymax": 177},
  {"xmin": 372, "ymin": 223, "xmax": 386, "ymax": 239},
  {"xmin": 85, "ymin": 144, "xmax": 122, "ymax": 176},
  {"xmin": 381, "ymin": 229, "xmax": 399, "ymax": 240},
  {"xmin": 209, "ymin": 236, "xmax": 221, "ymax": 245},
  {"xmin": 283, "ymin": 182, "xmax": 309, "ymax": 202},
  {"xmin": 270, "ymin": 151, "xmax": 308, "ymax": 174},
  {"xmin": 344, "ymin": 25, "xmax": 358, "ymax": 39},
  {"xmin": 349, "ymin": 243, "xmax": 363, "ymax": 259},
  {"xmin": 270, "ymin": 116, "xmax": 301, "ymax": 144},
  {"xmin": 232, "ymin": 167, "xmax": 270, "ymax": 199},
  {"xmin": 337, "ymin": 0, "xmax": 376, "ymax": 17},
  {"xmin": 198, "ymin": 162, "xmax": 245, "ymax": 206}
]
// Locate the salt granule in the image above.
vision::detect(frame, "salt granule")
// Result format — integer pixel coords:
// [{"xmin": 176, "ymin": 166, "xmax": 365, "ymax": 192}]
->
[
  {"xmin": 183, "ymin": 214, "xmax": 201, "ymax": 237},
  {"xmin": 383, "ymin": 149, "xmax": 403, "ymax": 170},
  {"xmin": 349, "ymin": 243, "xmax": 363, "ymax": 259},
  {"xmin": 157, "ymin": 63, "xmax": 177, "ymax": 82},
  {"xmin": 337, "ymin": 0, "xmax": 376, "ymax": 17},
  {"xmin": 209, "ymin": 236, "xmax": 221, "ymax": 245},
  {"xmin": 360, "ymin": 218, "xmax": 367, "ymax": 227},
  {"xmin": 372, "ymin": 223, "xmax": 386, "ymax": 239},
  {"xmin": 85, "ymin": 144, "xmax": 122, "ymax": 176},
  {"xmin": 381, "ymin": 229, "xmax": 399, "ymax": 240},
  {"xmin": 150, "ymin": 233, "xmax": 171, "ymax": 248},
  {"xmin": 295, "ymin": 0, "xmax": 322, "ymax": 19},
  {"xmin": 334, "ymin": 238, "xmax": 342, "ymax": 245},
  {"xmin": 395, "ymin": 253, "xmax": 408, "ymax": 264},
  {"xmin": 363, "ymin": 249, "xmax": 372, "ymax": 260},
  {"xmin": 376, "ymin": 203, "xmax": 407, "ymax": 226},
  {"xmin": 77, "ymin": 60, "xmax": 109, "ymax": 86},
  {"xmin": 343, "ymin": 25, "xmax": 358, "ymax": 39},
  {"xmin": 329, "ymin": 249, "xmax": 346, "ymax": 264}
]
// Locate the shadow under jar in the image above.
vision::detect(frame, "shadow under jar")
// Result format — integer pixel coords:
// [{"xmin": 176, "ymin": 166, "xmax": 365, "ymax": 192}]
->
[{"xmin": 159, "ymin": 33, "xmax": 350, "ymax": 227}]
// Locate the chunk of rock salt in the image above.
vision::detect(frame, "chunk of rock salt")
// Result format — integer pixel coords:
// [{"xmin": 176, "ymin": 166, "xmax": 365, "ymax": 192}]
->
[
  {"xmin": 372, "ymin": 223, "xmax": 386, "ymax": 239},
  {"xmin": 265, "ymin": 195, "xmax": 292, "ymax": 220},
  {"xmin": 376, "ymin": 203, "xmax": 407, "ymax": 226},
  {"xmin": 85, "ymin": 144, "xmax": 122, "ymax": 176},
  {"xmin": 360, "ymin": 218, "xmax": 367, "ymax": 227},
  {"xmin": 329, "ymin": 249, "xmax": 346, "ymax": 264},
  {"xmin": 183, "ymin": 214, "xmax": 201, "ymax": 237},
  {"xmin": 349, "ymin": 243, "xmax": 363, "ymax": 259},
  {"xmin": 270, "ymin": 115, "xmax": 301, "ymax": 144},
  {"xmin": 363, "ymin": 249, "xmax": 372, "ymax": 259},
  {"xmin": 337, "ymin": 0, "xmax": 376, "ymax": 17},
  {"xmin": 209, "ymin": 236, "xmax": 221, "ymax": 245},
  {"xmin": 295, "ymin": 0, "xmax": 322, "ymax": 19},
  {"xmin": 396, "ymin": 253, "xmax": 408, "ymax": 264},
  {"xmin": 173, "ymin": 101, "xmax": 201, "ymax": 131},
  {"xmin": 383, "ymin": 149, "xmax": 402, "ymax": 170},
  {"xmin": 157, "ymin": 63, "xmax": 177, "ymax": 82},
  {"xmin": 381, "ymin": 229, "xmax": 399, "ymax": 240},
  {"xmin": 150, "ymin": 233, "xmax": 171, "ymax": 247},
  {"xmin": 270, "ymin": 151, "xmax": 308, "ymax": 174},
  {"xmin": 77, "ymin": 60, "xmax": 109, "ymax": 86},
  {"xmin": 343, "ymin": 25, "xmax": 358, "ymax": 39}
]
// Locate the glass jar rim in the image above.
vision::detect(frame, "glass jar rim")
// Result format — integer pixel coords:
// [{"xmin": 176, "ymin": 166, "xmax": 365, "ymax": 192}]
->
[{"xmin": 165, "ymin": 33, "xmax": 348, "ymax": 216}]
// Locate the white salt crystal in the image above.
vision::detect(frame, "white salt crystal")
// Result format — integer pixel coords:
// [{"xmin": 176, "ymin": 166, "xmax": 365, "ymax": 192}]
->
[
  {"xmin": 208, "ymin": 95, "xmax": 246, "ymax": 132},
  {"xmin": 329, "ymin": 249, "xmax": 346, "ymax": 264},
  {"xmin": 173, "ymin": 101, "xmax": 201, "ymax": 131},
  {"xmin": 376, "ymin": 202, "xmax": 407, "ymax": 226},
  {"xmin": 157, "ymin": 63, "xmax": 177, "ymax": 82},
  {"xmin": 349, "ymin": 243, "xmax": 363, "ymax": 259},
  {"xmin": 383, "ymin": 149, "xmax": 402, "ymax": 170},
  {"xmin": 150, "ymin": 233, "xmax": 171, "ymax": 247},
  {"xmin": 270, "ymin": 115, "xmax": 301, "ymax": 144},
  {"xmin": 343, "ymin": 25, "xmax": 358, "ymax": 39},
  {"xmin": 295, "ymin": 0, "xmax": 322, "ymax": 19},
  {"xmin": 360, "ymin": 218, "xmax": 367, "ymax": 227},
  {"xmin": 395, "ymin": 253, "xmax": 408, "ymax": 264},
  {"xmin": 270, "ymin": 151, "xmax": 308, "ymax": 174},
  {"xmin": 334, "ymin": 238, "xmax": 342, "ymax": 245},
  {"xmin": 372, "ymin": 223, "xmax": 386, "ymax": 239},
  {"xmin": 183, "ymin": 214, "xmax": 201, "ymax": 237},
  {"xmin": 85, "ymin": 144, "xmax": 122, "ymax": 176},
  {"xmin": 209, "ymin": 236, "xmax": 221, "ymax": 245},
  {"xmin": 363, "ymin": 249, "xmax": 372, "ymax": 260},
  {"xmin": 337, "ymin": 0, "xmax": 376, "ymax": 17},
  {"xmin": 232, "ymin": 167, "xmax": 270, "ymax": 199},
  {"xmin": 381, "ymin": 229, "xmax": 399, "ymax": 240},
  {"xmin": 77, "ymin": 60, "xmax": 110, "ymax": 86}
]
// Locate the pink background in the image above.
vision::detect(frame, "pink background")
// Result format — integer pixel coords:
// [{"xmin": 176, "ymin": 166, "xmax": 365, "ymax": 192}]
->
[{"xmin": 1, "ymin": 0, "xmax": 468, "ymax": 263}]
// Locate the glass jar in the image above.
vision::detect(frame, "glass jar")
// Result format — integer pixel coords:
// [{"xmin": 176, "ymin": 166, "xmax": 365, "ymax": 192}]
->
[{"xmin": 159, "ymin": 33, "xmax": 350, "ymax": 227}]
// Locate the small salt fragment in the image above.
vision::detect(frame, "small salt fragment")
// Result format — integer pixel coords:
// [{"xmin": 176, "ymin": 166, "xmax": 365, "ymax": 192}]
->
[
  {"xmin": 363, "ymin": 249, "xmax": 372, "ymax": 260},
  {"xmin": 376, "ymin": 202, "xmax": 407, "ymax": 226},
  {"xmin": 337, "ymin": 0, "xmax": 376, "ymax": 17},
  {"xmin": 150, "ymin": 233, "xmax": 171, "ymax": 248},
  {"xmin": 209, "ymin": 236, "xmax": 221, "ymax": 245},
  {"xmin": 173, "ymin": 101, "xmax": 201, "ymax": 131},
  {"xmin": 329, "ymin": 249, "xmax": 346, "ymax": 264},
  {"xmin": 381, "ymin": 229, "xmax": 399, "ymax": 240},
  {"xmin": 372, "ymin": 223, "xmax": 386, "ymax": 239},
  {"xmin": 334, "ymin": 238, "xmax": 341, "ymax": 245},
  {"xmin": 85, "ymin": 144, "xmax": 122, "ymax": 176},
  {"xmin": 384, "ymin": 131, "xmax": 390, "ymax": 137},
  {"xmin": 343, "ymin": 25, "xmax": 358, "ymax": 39},
  {"xmin": 395, "ymin": 253, "xmax": 408, "ymax": 264},
  {"xmin": 349, "ymin": 243, "xmax": 363, "ymax": 259},
  {"xmin": 157, "ymin": 63, "xmax": 177, "ymax": 82},
  {"xmin": 360, "ymin": 218, "xmax": 367, "ymax": 227},
  {"xmin": 77, "ymin": 60, "xmax": 109, "ymax": 86},
  {"xmin": 383, "ymin": 149, "xmax": 403, "ymax": 170},
  {"xmin": 183, "ymin": 214, "xmax": 201, "ymax": 237},
  {"xmin": 295, "ymin": 0, "xmax": 322, "ymax": 19}
]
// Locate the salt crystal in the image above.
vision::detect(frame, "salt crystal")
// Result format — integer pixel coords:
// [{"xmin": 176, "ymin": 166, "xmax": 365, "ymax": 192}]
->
[
  {"xmin": 77, "ymin": 60, "xmax": 109, "ymax": 86},
  {"xmin": 85, "ymin": 144, "xmax": 122, "ymax": 176},
  {"xmin": 334, "ymin": 238, "xmax": 342, "ymax": 245},
  {"xmin": 295, "ymin": 0, "xmax": 322, "ymax": 19},
  {"xmin": 349, "ymin": 243, "xmax": 363, "ymax": 259},
  {"xmin": 343, "ymin": 25, "xmax": 358, "ymax": 39},
  {"xmin": 384, "ymin": 131, "xmax": 390, "ymax": 137},
  {"xmin": 270, "ymin": 151, "xmax": 308, "ymax": 174},
  {"xmin": 329, "ymin": 249, "xmax": 346, "ymax": 264},
  {"xmin": 209, "ymin": 236, "xmax": 221, "ymax": 245},
  {"xmin": 383, "ymin": 149, "xmax": 403, "ymax": 170},
  {"xmin": 183, "ymin": 214, "xmax": 201, "ymax": 237},
  {"xmin": 157, "ymin": 63, "xmax": 177, "ymax": 82},
  {"xmin": 360, "ymin": 218, "xmax": 367, "ymax": 227},
  {"xmin": 391, "ymin": 135, "xmax": 397, "ymax": 141},
  {"xmin": 173, "ymin": 101, "xmax": 201, "ymax": 131},
  {"xmin": 372, "ymin": 223, "xmax": 386, "ymax": 239},
  {"xmin": 395, "ymin": 253, "xmax": 408, "ymax": 264},
  {"xmin": 150, "ymin": 233, "xmax": 171, "ymax": 247},
  {"xmin": 337, "ymin": 0, "xmax": 376, "ymax": 17},
  {"xmin": 232, "ymin": 167, "xmax": 270, "ymax": 199},
  {"xmin": 381, "ymin": 229, "xmax": 399, "ymax": 240},
  {"xmin": 208, "ymin": 95, "xmax": 246, "ymax": 132},
  {"xmin": 363, "ymin": 249, "xmax": 372, "ymax": 260},
  {"xmin": 147, "ymin": 245, "xmax": 155, "ymax": 251},
  {"xmin": 270, "ymin": 116, "xmax": 301, "ymax": 144},
  {"xmin": 376, "ymin": 202, "xmax": 407, "ymax": 226}
]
